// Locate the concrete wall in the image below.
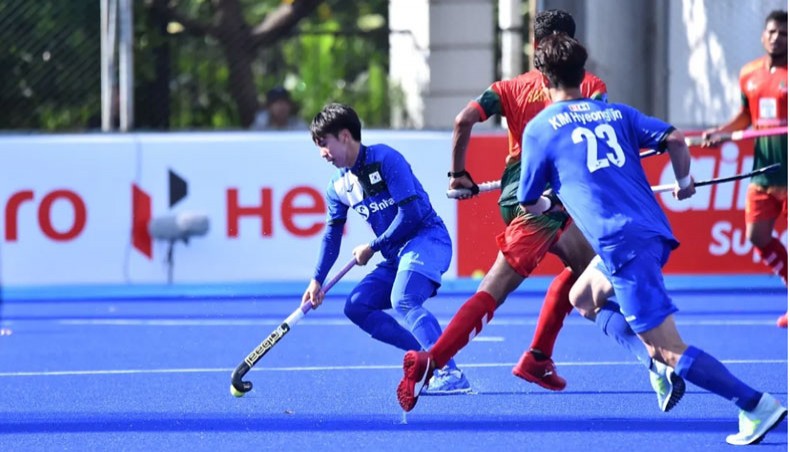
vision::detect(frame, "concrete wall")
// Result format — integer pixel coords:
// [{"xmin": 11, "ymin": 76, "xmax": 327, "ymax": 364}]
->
[
  {"xmin": 389, "ymin": 0, "xmax": 495, "ymax": 129},
  {"xmin": 666, "ymin": 0, "xmax": 786, "ymax": 128},
  {"xmin": 391, "ymin": 0, "xmax": 786, "ymax": 129}
]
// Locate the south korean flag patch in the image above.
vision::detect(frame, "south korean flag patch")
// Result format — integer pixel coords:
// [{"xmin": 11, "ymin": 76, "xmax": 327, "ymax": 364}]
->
[
  {"xmin": 369, "ymin": 171, "xmax": 382, "ymax": 184},
  {"xmin": 359, "ymin": 163, "xmax": 386, "ymax": 196}
]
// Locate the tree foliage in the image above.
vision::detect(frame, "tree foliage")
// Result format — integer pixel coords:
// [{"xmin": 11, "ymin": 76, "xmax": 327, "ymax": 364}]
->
[
  {"xmin": 0, "ymin": 0, "xmax": 101, "ymax": 130},
  {"xmin": 0, "ymin": 0, "xmax": 392, "ymax": 131}
]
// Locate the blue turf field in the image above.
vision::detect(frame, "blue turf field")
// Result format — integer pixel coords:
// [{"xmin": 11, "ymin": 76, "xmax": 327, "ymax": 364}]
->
[{"xmin": 0, "ymin": 289, "xmax": 786, "ymax": 451}]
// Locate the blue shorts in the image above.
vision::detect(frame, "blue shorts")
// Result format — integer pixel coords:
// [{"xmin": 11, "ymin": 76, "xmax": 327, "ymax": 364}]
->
[
  {"xmin": 393, "ymin": 232, "xmax": 452, "ymax": 285},
  {"xmin": 593, "ymin": 239, "xmax": 678, "ymax": 334}
]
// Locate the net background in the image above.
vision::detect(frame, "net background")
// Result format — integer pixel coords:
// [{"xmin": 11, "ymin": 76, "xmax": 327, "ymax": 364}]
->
[
  {"xmin": 0, "ymin": 0, "xmax": 785, "ymax": 132},
  {"xmin": 0, "ymin": 0, "xmax": 390, "ymax": 132}
]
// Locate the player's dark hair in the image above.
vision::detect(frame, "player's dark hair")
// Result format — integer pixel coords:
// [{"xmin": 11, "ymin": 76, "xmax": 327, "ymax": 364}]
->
[
  {"xmin": 766, "ymin": 10, "xmax": 787, "ymax": 26},
  {"xmin": 310, "ymin": 103, "xmax": 362, "ymax": 143},
  {"xmin": 534, "ymin": 9, "xmax": 576, "ymax": 42},
  {"xmin": 534, "ymin": 33, "xmax": 587, "ymax": 88}
]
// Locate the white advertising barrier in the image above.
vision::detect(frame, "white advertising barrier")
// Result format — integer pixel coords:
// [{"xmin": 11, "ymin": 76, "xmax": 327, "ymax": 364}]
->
[
  {"xmin": 1, "ymin": 131, "xmax": 458, "ymax": 286},
  {"xmin": 1, "ymin": 135, "xmax": 138, "ymax": 285}
]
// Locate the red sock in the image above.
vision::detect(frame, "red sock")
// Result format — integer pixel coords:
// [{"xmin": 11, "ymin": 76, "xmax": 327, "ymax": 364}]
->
[
  {"xmin": 529, "ymin": 268, "xmax": 575, "ymax": 357},
  {"xmin": 757, "ymin": 238, "xmax": 788, "ymax": 286},
  {"xmin": 430, "ymin": 291, "xmax": 496, "ymax": 368}
]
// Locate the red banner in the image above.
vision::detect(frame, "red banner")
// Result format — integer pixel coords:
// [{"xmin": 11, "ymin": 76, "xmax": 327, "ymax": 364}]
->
[{"xmin": 457, "ymin": 134, "xmax": 787, "ymax": 276}]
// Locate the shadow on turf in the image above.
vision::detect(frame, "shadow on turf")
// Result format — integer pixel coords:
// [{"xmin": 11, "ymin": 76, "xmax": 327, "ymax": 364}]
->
[
  {"xmin": 0, "ymin": 414, "xmax": 785, "ymax": 434},
  {"xmin": 472, "ymin": 389, "xmax": 788, "ymax": 397}
]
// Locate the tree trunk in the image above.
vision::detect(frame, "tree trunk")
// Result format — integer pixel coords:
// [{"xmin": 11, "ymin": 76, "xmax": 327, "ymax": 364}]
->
[
  {"xmin": 149, "ymin": 5, "xmax": 170, "ymax": 129},
  {"xmin": 213, "ymin": 0, "xmax": 257, "ymax": 128},
  {"xmin": 222, "ymin": 42, "xmax": 258, "ymax": 128},
  {"xmin": 148, "ymin": 0, "xmax": 322, "ymax": 128}
]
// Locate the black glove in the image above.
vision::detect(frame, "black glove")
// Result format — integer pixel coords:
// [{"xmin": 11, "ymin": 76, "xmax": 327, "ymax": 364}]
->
[{"xmin": 448, "ymin": 170, "xmax": 480, "ymax": 195}]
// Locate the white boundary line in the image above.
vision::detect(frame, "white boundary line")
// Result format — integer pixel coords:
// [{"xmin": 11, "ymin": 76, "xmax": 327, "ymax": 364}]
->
[{"xmin": 0, "ymin": 359, "xmax": 784, "ymax": 378}]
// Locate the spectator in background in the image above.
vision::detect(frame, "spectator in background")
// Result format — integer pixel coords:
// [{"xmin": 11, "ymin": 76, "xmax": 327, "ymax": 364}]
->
[
  {"xmin": 250, "ymin": 86, "xmax": 307, "ymax": 131},
  {"xmin": 702, "ymin": 10, "xmax": 788, "ymax": 328}
]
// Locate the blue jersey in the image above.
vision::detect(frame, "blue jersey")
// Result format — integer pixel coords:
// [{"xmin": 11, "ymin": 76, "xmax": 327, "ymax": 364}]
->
[
  {"xmin": 325, "ymin": 144, "xmax": 447, "ymax": 260},
  {"xmin": 518, "ymin": 99, "xmax": 678, "ymax": 271}
]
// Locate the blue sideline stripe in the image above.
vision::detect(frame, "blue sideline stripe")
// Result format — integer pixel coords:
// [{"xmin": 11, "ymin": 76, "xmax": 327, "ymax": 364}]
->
[{"xmin": 2, "ymin": 275, "xmax": 785, "ymax": 302}]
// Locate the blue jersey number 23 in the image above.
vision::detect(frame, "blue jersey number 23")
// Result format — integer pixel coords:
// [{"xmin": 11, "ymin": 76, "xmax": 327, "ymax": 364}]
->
[{"xmin": 572, "ymin": 124, "xmax": 625, "ymax": 173}]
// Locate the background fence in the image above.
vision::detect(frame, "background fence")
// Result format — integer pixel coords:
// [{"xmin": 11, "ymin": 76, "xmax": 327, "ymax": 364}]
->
[
  {"xmin": 0, "ymin": 0, "xmax": 785, "ymax": 132},
  {"xmin": 0, "ymin": 0, "xmax": 392, "ymax": 132}
]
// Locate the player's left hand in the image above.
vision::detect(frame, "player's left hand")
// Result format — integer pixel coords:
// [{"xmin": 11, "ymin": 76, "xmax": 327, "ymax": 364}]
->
[
  {"xmin": 448, "ymin": 170, "xmax": 479, "ymax": 200},
  {"xmin": 542, "ymin": 189, "xmax": 564, "ymax": 212},
  {"xmin": 674, "ymin": 176, "xmax": 696, "ymax": 200},
  {"xmin": 352, "ymin": 243, "xmax": 375, "ymax": 265}
]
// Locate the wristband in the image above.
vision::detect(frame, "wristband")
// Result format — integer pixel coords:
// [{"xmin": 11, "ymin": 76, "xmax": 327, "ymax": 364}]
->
[
  {"xmin": 677, "ymin": 175, "xmax": 692, "ymax": 189},
  {"xmin": 538, "ymin": 196, "xmax": 552, "ymax": 214},
  {"xmin": 523, "ymin": 196, "xmax": 551, "ymax": 215},
  {"xmin": 447, "ymin": 170, "xmax": 469, "ymax": 178},
  {"xmin": 448, "ymin": 170, "xmax": 480, "ymax": 195},
  {"xmin": 545, "ymin": 191, "xmax": 561, "ymax": 210}
]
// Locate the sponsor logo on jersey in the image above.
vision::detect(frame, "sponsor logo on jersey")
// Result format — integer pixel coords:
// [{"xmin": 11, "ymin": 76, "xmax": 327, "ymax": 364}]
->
[
  {"xmin": 355, "ymin": 204, "xmax": 370, "ymax": 219},
  {"xmin": 354, "ymin": 197, "xmax": 395, "ymax": 220}
]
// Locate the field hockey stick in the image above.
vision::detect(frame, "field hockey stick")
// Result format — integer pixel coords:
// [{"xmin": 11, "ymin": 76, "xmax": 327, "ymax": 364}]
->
[
  {"xmin": 651, "ymin": 163, "xmax": 781, "ymax": 193},
  {"xmin": 640, "ymin": 126, "xmax": 788, "ymax": 158},
  {"xmin": 445, "ymin": 180, "xmax": 502, "ymax": 199},
  {"xmin": 448, "ymin": 141, "xmax": 677, "ymax": 199},
  {"xmin": 229, "ymin": 257, "xmax": 357, "ymax": 397},
  {"xmin": 448, "ymin": 162, "xmax": 781, "ymax": 199},
  {"xmin": 710, "ymin": 125, "xmax": 788, "ymax": 143},
  {"xmin": 639, "ymin": 136, "xmax": 705, "ymax": 158}
]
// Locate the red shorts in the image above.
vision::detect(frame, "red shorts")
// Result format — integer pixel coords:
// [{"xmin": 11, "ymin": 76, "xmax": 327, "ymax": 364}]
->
[
  {"xmin": 745, "ymin": 184, "xmax": 788, "ymax": 224},
  {"xmin": 495, "ymin": 212, "xmax": 568, "ymax": 277}
]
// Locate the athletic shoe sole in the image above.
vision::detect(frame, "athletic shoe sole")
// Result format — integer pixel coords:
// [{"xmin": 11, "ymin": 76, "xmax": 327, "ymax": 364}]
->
[
  {"xmin": 397, "ymin": 351, "xmax": 431, "ymax": 412},
  {"xmin": 660, "ymin": 372, "xmax": 686, "ymax": 412},
  {"xmin": 422, "ymin": 386, "xmax": 474, "ymax": 396}
]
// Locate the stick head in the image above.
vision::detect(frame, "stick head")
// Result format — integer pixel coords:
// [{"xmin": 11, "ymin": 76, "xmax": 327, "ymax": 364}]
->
[
  {"xmin": 230, "ymin": 364, "xmax": 253, "ymax": 398},
  {"xmin": 230, "ymin": 384, "xmax": 246, "ymax": 398}
]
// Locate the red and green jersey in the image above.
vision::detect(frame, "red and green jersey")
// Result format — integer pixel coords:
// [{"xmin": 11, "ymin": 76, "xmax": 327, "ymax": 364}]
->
[
  {"xmin": 740, "ymin": 56, "xmax": 788, "ymax": 187},
  {"xmin": 471, "ymin": 69, "xmax": 607, "ymax": 165}
]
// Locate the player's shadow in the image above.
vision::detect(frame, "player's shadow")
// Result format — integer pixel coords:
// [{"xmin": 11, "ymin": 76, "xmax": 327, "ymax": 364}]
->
[
  {"xmin": 0, "ymin": 413, "xmax": 784, "ymax": 434},
  {"xmin": 471, "ymin": 390, "xmax": 700, "ymax": 396},
  {"xmin": 472, "ymin": 389, "xmax": 789, "ymax": 397}
]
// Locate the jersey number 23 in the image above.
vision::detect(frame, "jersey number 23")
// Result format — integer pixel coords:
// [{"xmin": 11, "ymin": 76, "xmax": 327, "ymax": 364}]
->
[{"xmin": 572, "ymin": 124, "xmax": 625, "ymax": 173}]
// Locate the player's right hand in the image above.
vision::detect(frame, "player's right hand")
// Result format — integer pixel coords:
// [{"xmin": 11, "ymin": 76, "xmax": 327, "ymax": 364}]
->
[
  {"xmin": 448, "ymin": 170, "xmax": 479, "ymax": 200},
  {"xmin": 674, "ymin": 176, "xmax": 696, "ymax": 200},
  {"xmin": 302, "ymin": 279, "xmax": 325, "ymax": 309}
]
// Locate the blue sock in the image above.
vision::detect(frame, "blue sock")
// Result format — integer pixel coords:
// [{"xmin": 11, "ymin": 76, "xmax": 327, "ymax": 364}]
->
[
  {"xmin": 595, "ymin": 300, "xmax": 652, "ymax": 370},
  {"xmin": 391, "ymin": 270, "xmax": 459, "ymax": 370},
  {"xmin": 404, "ymin": 306, "xmax": 457, "ymax": 370},
  {"xmin": 675, "ymin": 346, "xmax": 762, "ymax": 411},
  {"xmin": 360, "ymin": 311, "xmax": 422, "ymax": 352}
]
